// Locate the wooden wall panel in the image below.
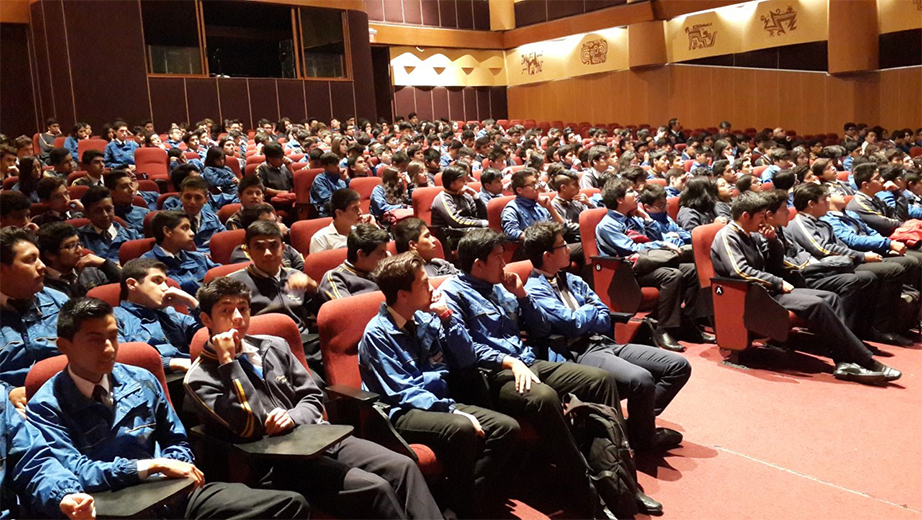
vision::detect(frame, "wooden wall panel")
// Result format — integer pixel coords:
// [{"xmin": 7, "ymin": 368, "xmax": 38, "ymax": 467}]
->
[
  {"xmin": 41, "ymin": 0, "xmax": 75, "ymax": 129},
  {"xmin": 392, "ymin": 85, "xmax": 506, "ymax": 121},
  {"xmin": 348, "ymin": 10, "xmax": 377, "ymax": 121},
  {"xmin": 421, "ymin": 1, "xmax": 440, "ymax": 25},
  {"xmin": 383, "ymin": 0, "xmax": 404, "ymax": 23},
  {"xmin": 366, "ymin": 0, "xmax": 385, "ymax": 22},
  {"xmin": 456, "ymin": 0, "xmax": 475, "ymax": 30},
  {"xmin": 29, "ymin": 2, "xmax": 53, "ymax": 125},
  {"xmin": 475, "ymin": 87, "xmax": 491, "ymax": 121},
  {"xmin": 489, "ymin": 86, "xmax": 508, "ymax": 120},
  {"xmin": 248, "ymin": 79, "xmax": 279, "ymax": 124},
  {"xmin": 447, "ymin": 87, "xmax": 465, "ymax": 120},
  {"xmin": 0, "ymin": 23, "xmax": 38, "ymax": 136},
  {"xmin": 218, "ymin": 78, "xmax": 252, "ymax": 130},
  {"xmin": 394, "ymin": 86, "xmax": 416, "ymax": 118},
  {"xmin": 329, "ymin": 81, "xmax": 356, "ymax": 120},
  {"xmin": 473, "ymin": 0, "xmax": 491, "ymax": 30},
  {"xmin": 305, "ymin": 81, "xmax": 332, "ymax": 122},
  {"xmin": 403, "ymin": 0, "xmax": 422, "ymax": 25},
  {"xmin": 149, "ymin": 78, "xmax": 188, "ymax": 130},
  {"xmin": 414, "ymin": 87, "xmax": 434, "ymax": 121},
  {"xmin": 441, "ymin": 0, "xmax": 458, "ymax": 28},
  {"xmin": 462, "ymin": 87, "xmax": 477, "ymax": 121},
  {"xmin": 433, "ymin": 87, "xmax": 450, "ymax": 120},
  {"xmin": 186, "ymin": 78, "xmax": 220, "ymax": 126},
  {"xmin": 277, "ymin": 80, "xmax": 307, "ymax": 124}
]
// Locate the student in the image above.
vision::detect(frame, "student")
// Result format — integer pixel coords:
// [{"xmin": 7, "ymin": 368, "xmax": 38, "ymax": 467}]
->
[
  {"xmin": 114, "ymin": 258, "xmax": 202, "ymax": 372},
  {"xmin": 104, "ymin": 169, "xmax": 150, "ymax": 232},
  {"xmin": 48, "ymin": 147, "xmax": 75, "ymax": 180},
  {"xmin": 182, "ymin": 131, "xmax": 207, "ymax": 162},
  {"xmin": 162, "ymin": 163, "xmax": 203, "ymax": 211},
  {"xmin": 430, "ymin": 165, "xmax": 488, "ymax": 247},
  {"xmin": 76, "ymin": 186, "xmax": 141, "ymax": 263},
  {"xmin": 359, "ymin": 252, "xmax": 519, "ymax": 517},
  {"xmin": 759, "ymin": 148, "xmax": 792, "ymax": 184},
  {"xmin": 317, "ymin": 223, "xmax": 388, "ymax": 304},
  {"xmin": 36, "ymin": 222, "xmax": 120, "ymax": 298},
  {"xmin": 393, "ymin": 218, "xmax": 458, "ymax": 277},
  {"xmin": 224, "ymin": 175, "xmax": 266, "ymax": 230},
  {"xmin": 876, "ymin": 164, "xmax": 922, "ymax": 220},
  {"xmin": 310, "ymin": 152, "xmax": 349, "ymax": 217},
  {"xmin": 12, "ymin": 156, "xmax": 43, "ymax": 203},
  {"xmin": 141, "ymin": 210, "xmax": 220, "ymax": 295},
  {"xmin": 639, "ymin": 184, "xmax": 691, "ymax": 245},
  {"xmin": 228, "ymin": 205, "xmax": 304, "ymax": 271},
  {"xmin": 254, "ymin": 142, "xmax": 292, "ymax": 201},
  {"xmin": 710, "ymin": 192, "xmax": 900, "ymax": 385},
  {"xmin": 202, "ymin": 147, "xmax": 239, "ymax": 198},
  {"xmin": 439, "ymin": 229, "xmax": 618, "ymax": 519},
  {"xmin": 596, "ymin": 178, "xmax": 700, "ymax": 351},
  {"xmin": 677, "ymin": 176, "xmax": 725, "ymax": 231},
  {"xmin": 645, "ymin": 151, "xmax": 670, "ymax": 181},
  {"xmin": 735, "ymin": 173, "xmax": 761, "ymax": 194},
  {"xmin": 369, "ymin": 166, "xmax": 410, "ymax": 220},
  {"xmin": 73, "ymin": 149, "xmax": 106, "ymax": 187},
  {"xmin": 664, "ymin": 168, "xmax": 687, "ymax": 198},
  {"xmin": 522, "ymin": 222, "xmax": 689, "ymax": 462},
  {"xmin": 103, "ymin": 121, "xmax": 139, "ymax": 168},
  {"xmin": 500, "ymin": 168, "xmax": 565, "ymax": 245},
  {"xmin": 580, "ymin": 146, "xmax": 611, "ymax": 189},
  {"xmin": 32, "ymin": 177, "xmax": 84, "ymax": 226},
  {"xmin": 0, "ymin": 228, "xmax": 69, "ymax": 403},
  {"xmin": 479, "ymin": 167, "xmax": 504, "ymax": 204},
  {"xmin": 846, "ymin": 163, "xmax": 904, "ymax": 236},
  {"xmin": 550, "ymin": 169, "xmax": 594, "ymax": 243},
  {"xmin": 310, "ymin": 188, "xmax": 375, "ymax": 254},
  {"xmin": 0, "ymin": 145, "xmax": 19, "ymax": 180},
  {"xmin": 37, "ymin": 118, "xmax": 61, "ymax": 161},
  {"xmin": 0, "ymin": 191, "xmax": 35, "ymax": 230},
  {"xmin": 26, "ymin": 297, "xmax": 311, "ymax": 519},
  {"xmin": 184, "ymin": 278, "xmax": 440, "ymax": 519},
  {"xmin": 715, "ymin": 177, "xmax": 734, "ymax": 220},
  {"xmin": 179, "ymin": 176, "xmax": 223, "ymax": 251}
]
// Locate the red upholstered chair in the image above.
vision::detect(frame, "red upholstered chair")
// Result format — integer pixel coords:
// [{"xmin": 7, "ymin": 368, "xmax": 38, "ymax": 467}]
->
[
  {"xmin": 156, "ymin": 192, "xmax": 178, "ymax": 209},
  {"xmin": 66, "ymin": 171, "xmax": 88, "ymax": 185},
  {"xmin": 183, "ymin": 151, "xmax": 200, "ymax": 161},
  {"xmin": 303, "ymin": 248, "xmax": 348, "ymax": 285},
  {"xmin": 209, "ymin": 229, "xmax": 245, "ymax": 265},
  {"xmin": 135, "ymin": 147, "xmax": 169, "ymax": 179},
  {"xmin": 244, "ymin": 163, "xmax": 259, "ymax": 178},
  {"xmin": 753, "ymin": 165, "xmax": 769, "ymax": 179},
  {"xmin": 77, "ymin": 139, "xmax": 108, "ymax": 160},
  {"xmin": 87, "ymin": 278, "xmax": 186, "ymax": 313},
  {"xmin": 203, "ymin": 262, "xmax": 250, "ymax": 285},
  {"xmin": 647, "ymin": 178, "xmax": 666, "ymax": 187},
  {"xmin": 579, "ymin": 208, "xmax": 658, "ymax": 344},
  {"xmin": 190, "ymin": 313, "xmax": 308, "ymax": 370},
  {"xmin": 580, "ymin": 188, "xmax": 600, "ymax": 198},
  {"xmin": 119, "ymin": 237, "xmax": 156, "ymax": 265},
  {"xmin": 141, "ymin": 210, "xmax": 159, "ymax": 238},
  {"xmin": 293, "ymin": 168, "xmax": 324, "ymax": 220},
  {"xmin": 2, "ymin": 176, "xmax": 19, "ymax": 190},
  {"xmin": 217, "ymin": 203, "xmax": 241, "ymax": 224},
  {"xmin": 683, "ymin": 160, "xmax": 694, "ymax": 172},
  {"xmin": 25, "ymin": 342, "xmax": 171, "ymax": 404},
  {"xmin": 691, "ymin": 223, "xmax": 802, "ymax": 363},
  {"xmin": 762, "ymin": 182, "xmax": 774, "ymax": 191},
  {"xmin": 411, "ymin": 187, "xmax": 443, "ymax": 226},
  {"xmin": 667, "ymin": 196, "xmax": 680, "ymax": 221},
  {"xmin": 433, "ymin": 172, "xmax": 442, "ymax": 186},
  {"xmin": 53, "ymin": 136, "xmax": 66, "ymax": 148},
  {"xmin": 318, "ymin": 291, "xmax": 442, "ymax": 477},
  {"xmin": 227, "ymin": 158, "xmax": 242, "ymax": 179},
  {"xmin": 910, "ymin": 146, "xmax": 922, "ymax": 158},
  {"xmin": 290, "ymin": 217, "xmax": 333, "ymax": 257},
  {"xmin": 246, "ymin": 154, "xmax": 265, "ymax": 165},
  {"xmin": 349, "ymin": 177, "xmax": 382, "ymax": 214},
  {"xmin": 504, "ymin": 260, "xmax": 533, "ymax": 282},
  {"xmin": 65, "ymin": 216, "xmax": 128, "ymax": 229},
  {"xmin": 836, "ymin": 171, "xmax": 849, "ymax": 182},
  {"xmin": 486, "ymin": 195, "xmax": 518, "ymax": 263}
]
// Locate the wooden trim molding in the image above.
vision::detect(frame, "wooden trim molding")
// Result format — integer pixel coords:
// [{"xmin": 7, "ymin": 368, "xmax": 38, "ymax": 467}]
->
[
  {"xmin": 370, "ymin": 23, "xmax": 505, "ymax": 50},
  {"xmin": 502, "ymin": 1, "xmax": 655, "ymax": 48}
]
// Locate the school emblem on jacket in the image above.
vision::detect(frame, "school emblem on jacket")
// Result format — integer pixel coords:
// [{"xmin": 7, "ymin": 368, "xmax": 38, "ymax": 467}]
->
[
  {"xmin": 521, "ymin": 52, "xmax": 543, "ymax": 76},
  {"xmin": 685, "ymin": 23, "xmax": 717, "ymax": 50},
  {"xmin": 580, "ymin": 39, "xmax": 608, "ymax": 65},
  {"xmin": 761, "ymin": 6, "xmax": 797, "ymax": 36}
]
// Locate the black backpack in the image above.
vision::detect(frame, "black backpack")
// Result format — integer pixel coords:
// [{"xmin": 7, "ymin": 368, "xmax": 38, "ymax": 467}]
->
[{"xmin": 564, "ymin": 394, "xmax": 640, "ymax": 519}]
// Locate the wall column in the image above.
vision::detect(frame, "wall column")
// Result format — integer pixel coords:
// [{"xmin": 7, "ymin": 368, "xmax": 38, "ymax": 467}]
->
[
  {"xmin": 828, "ymin": 0, "xmax": 879, "ymax": 74},
  {"xmin": 628, "ymin": 20, "xmax": 667, "ymax": 69}
]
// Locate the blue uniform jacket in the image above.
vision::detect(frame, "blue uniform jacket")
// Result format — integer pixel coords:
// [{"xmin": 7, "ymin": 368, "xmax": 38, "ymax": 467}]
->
[
  {"xmin": 0, "ymin": 288, "xmax": 69, "ymax": 390},
  {"xmin": 1, "ymin": 386, "xmax": 84, "ymax": 519},
  {"xmin": 596, "ymin": 210, "xmax": 672, "ymax": 257},
  {"xmin": 203, "ymin": 166, "xmax": 239, "ymax": 197},
  {"xmin": 27, "ymin": 364, "xmax": 193, "ymax": 493},
  {"xmin": 63, "ymin": 136, "xmax": 80, "ymax": 159},
  {"xmin": 114, "ymin": 301, "xmax": 202, "ymax": 370},
  {"xmin": 359, "ymin": 304, "xmax": 477, "ymax": 419},
  {"xmin": 115, "ymin": 203, "xmax": 150, "ymax": 234},
  {"xmin": 523, "ymin": 270, "xmax": 611, "ymax": 341},
  {"xmin": 440, "ymin": 274, "xmax": 543, "ymax": 369},
  {"xmin": 103, "ymin": 140, "xmax": 139, "ymax": 168},
  {"xmin": 760, "ymin": 165, "xmax": 780, "ymax": 184},
  {"xmin": 310, "ymin": 171, "xmax": 349, "ymax": 217},
  {"xmin": 878, "ymin": 189, "xmax": 922, "ymax": 220},
  {"xmin": 647, "ymin": 211, "xmax": 691, "ymax": 245},
  {"xmin": 141, "ymin": 245, "xmax": 220, "ymax": 295},
  {"xmin": 500, "ymin": 196, "xmax": 551, "ymax": 241},
  {"xmin": 191, "ymin": 209, "xmax": 223, "ymax": 252},
  {"xmin": 821, "ymin": 210, "xmax": 891, "ymax": 253},
  {"xmin": 161, "ymin": 194, "xmax": 228, "ymax": 214},
  {"xmin": 77, "ymin": 222, "xmax": 141, "ymax": 264},
  {"xmin": 369, "ymin": 184, "xmax": 406, "ymax": 218}
]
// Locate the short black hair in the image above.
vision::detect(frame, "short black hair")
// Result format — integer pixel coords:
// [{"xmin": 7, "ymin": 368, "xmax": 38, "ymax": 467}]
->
[
  {"xmin": 238, "ymin": 175, "xmax": 264, "ymax": 195},
  {"xmin": 522, "ymin": 221, "xmax": 564, "ymax": 269},
  {"xmin": 170, "ymin": 163, "xmax": 200, "ymax": 190},
  {"xmin": 730, "ymin": 191, "xmax": 769, "ymax": 220},
  {"xmin": 393, "ymin": 217, "xmax": 427, "ymax": 253},
  {"xmin": 511, "ymin": 168, "xmax": 537, "ymax": 194},
  {"xmin": 772, "ymin": 169, "xmax": 796, "ymax": 191},
  {"xmin": 36, "ymin": 222, "xmax": 77, "ymax": 260},
  {"xmin": 347, "ymin": 223, "xmax": 388, "ymax": 263},
  {"xmin": 735, "ymin": 174, "xmax": 756, "ymax": 192},
  {"xmin": 640, "ymin": 183, "xmax": 667, "ymax": 205},
  {"xmin": 456, "ymin": 228, "xmax": 505, "ymax": 273},
  {"xmin": 319, "ymin": 152, "xmax": 340, "ymax": 166},
  {"xmin": 1, "ymin": 227, "xmax": 37, "ymax": 265},
  {"xmin": 57, "ymin": 297, "xmax": 114, "ymax": 340},
  {"xmin": 480, "ymin": 168, "xmax": 502, "ymax": 185},
  {"xmin": 762, "ymin": 189, "xmax": 789, "ymax": 213},
  {"xmin": 262, "ymin": 142, "xmax": 284, "ymax": 159},
  {"xmin": 792, "ymin": 183, "xmax": 827, "ymax": 211},
  {"xmin": 180, "ymin": 175, "xmax": 209, "ymax": 194},
  {"xmin": 0, "ymin": 191, "xmax": 31, "ymax": 218},
  {"xmin": 853, "ymin": 163, "xmax": 878, "ymax": 189},
  {"xmin": 197, "ymin": 276, "xmax": 251, "ymax": 316},
  {"xmin": 120, "ymin": 258, "xmax": 168, "ymax": 301},
  {"xmin": 151, "ymin": 210, "xmax": 189, "ymax": 244},
  {"xmin": 103, "ymin": 169, "xmax": 132, "ymax": 191},
  {"xmin": 331, "ymin": 188, "xmax": 360, "ymax": 215},
  {"xmin": 80, "ymin": 149, "xmax": 103, "ymax": 165},
  {"xmin": 49, "ymin": 147, "xmax": 71, "ymax": 166},
  {"xmin": 239, "ymin": 203, "xmax": 276, "ymax": 230},
  {"xmin": 245, "ymin": 219, "xmax": 283, "ymax": 245},
  {"xmin": 601, "ymin": 177, "xmax": 633, "ymax": 209},
  {"xmin": 442, "ymin": 165, "xmax": 467, "ymax": 186},
  {"xmin": 36, "ymin": 176, "xmax": 66, "ymax": 202},
  {"xmin": 81, "ymin": 186, "xmax": 112, "ymax": 211}
]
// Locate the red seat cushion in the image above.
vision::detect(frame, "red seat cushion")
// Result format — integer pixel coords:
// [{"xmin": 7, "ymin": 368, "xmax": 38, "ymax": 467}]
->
[{"xmin": 409, "ymin": 444, "xmax": 443, "ymax": 477}]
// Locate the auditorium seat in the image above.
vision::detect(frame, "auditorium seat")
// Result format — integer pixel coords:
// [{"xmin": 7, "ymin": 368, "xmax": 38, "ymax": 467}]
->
[
  {"xmin": 156, "ymin": 192, "xmax": 178, "ymax": 209},
  {"xmin": 349, "ymin": 177, "xmax": 382, "ymax": 214},
  {"xmin": 66, "ymin": 171, "xmax": 88, "ymax": 185},
  {"xmin": 217, "ymin": 203, "xmax": 241, "ymax": 224},
  {"xmin": 135, "ymin": 147, "xmax": 169, "ymax": 180},
  {"xmin": 411, "ymin": 187, "xmax": 442, "ymax": 227},
  {"xmin": 77, "ymin": 138, "xmax": 108, "ymax": 160},
  {"xmin": 293, "ymin": 167, "xmax": 324, "ymax": 220},
  {"xmin": 209, "ymin": 229, "xmax": 245, "ymax": 265},
  {"xmin": 142, "ymin": 210, "xmax": 159, "ymax": 237},
  {"xmin": 203, "ymin": 262, "xmax": 250, "ymax": 284},
  {"xmin": 290, "ymin": 217, "xmax": 333, "ymax": 257},
  {"xmin": 303, "ymin": 248, "xmax": 348, "ymax": 286},
  {"xmin": 486, "ymin": 195, "xmax": 517, "ymax": 263},
  {"xmin": 667, "ymin": 196, "xmax": 680, "ymax": 221},
  {"xmin": 119, "ymin": 237, "xmax": 156, "ymax": 265},
  {"xmin": 2, "ymin": 176, "xmax": 18, "ymax": 190},
  {"xmin": 227, "ymin": 158, "xmax": 241, "ymax": 179}
]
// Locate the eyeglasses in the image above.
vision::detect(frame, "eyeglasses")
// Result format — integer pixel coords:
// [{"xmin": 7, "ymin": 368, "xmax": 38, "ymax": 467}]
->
[
  {"xmin": 61, "ymin": 241, "xmax": 84, "ymax": 251},
  {"xmin": 551, "ymin": 243, "xmax": 568, "ymax": 251}
]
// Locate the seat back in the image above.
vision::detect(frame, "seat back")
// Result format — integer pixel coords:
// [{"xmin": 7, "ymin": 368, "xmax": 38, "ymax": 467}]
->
[
  {"xmin": 135, "ymin": 147, "xmax": 169, "ymax": 179},
  {"xmin": 87, "ymin": 278, "xmax": 183, "ymax": 311},
  {"xmin": 3, "ymin": 176, "xmax": 19, "ymax": 190},
  {"xmin": 203, "ymin": 262, "xmax": 250, "ymax": 285},
  {"xmin": 77, "ymin": 139, "xmax": 107, "ymax": 160},
  {"xmin": 156, "ymin": 192, "xmax": 178, "ymax": 209},
  {"xmin": 505, "ymin": 260, "xmax": 533, "ymax": 282},
  {"xmin": 217, "ymin": 203, "xmax": 241, "ymax": 224},
  {"xmin": 67, "ymin": 171, "xmax": 88, "ymax": 185},
  {"xmin": 290, "ymin": 217, "xmax": 334, "ymax": 256},
  {"xmin": 25, "ymin": 343, "xmax": 171, "ymax": 404},
  {"xmin": 209, "ymin": 229, "xmax": 245, "ymax": 265},
  {"xmin": 753, "ymin": 165, "xmax": 769, "ymax": 179},
  {"xmin": 690, "ymin": 223, "xmax": 725, "ymax": 288},
  {"xmin": 293, "ymin": 168, "xmax": 324, "ymax": 219},
  {"xmin": 227, "ymin": 158, "xmax": 241, "ymax": 179},
  {"xmin": 191, "ymin": 314, "xmax": 308, "ymax": 371},
  {"xmin": 667, "ymin": 196, "xmax": 680, "ymax": 221},
  {"xmin": 579, "ymin": 207, "xmax": 607, "ymax": 263},
  {"xmin": 486, "ymin": 195, "xmax": 515, "ymax": 231},
  {"xmin": 411, "ymin": 187, "xmax": 443, "ymax": 226},
  {"xmin": 318, "ymin": 291, "xmax": 386, "ymax": 388},
  {"xmin": 119, "ymin": 237, "xmax": 156, "ymax": 265},
  {"xmin": 349, "ymin": 177, "xmax": 382, "ymax": 214},
  {"xmin": 303, "ymin": 248, "xmax": 348, "ymax": 284}
]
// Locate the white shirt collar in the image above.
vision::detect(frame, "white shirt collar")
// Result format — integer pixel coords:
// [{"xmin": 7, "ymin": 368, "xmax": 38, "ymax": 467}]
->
[
  {"xmin": 93, "ymin": 223, "xmax": 116, "ymax": 238},
  {"xmin": 67, "ymin": 366, "xmax": 110, "ymax": 400},
  {"xmin": 386, "ymin": 305, "xmax": 410, "ymax": 331}
]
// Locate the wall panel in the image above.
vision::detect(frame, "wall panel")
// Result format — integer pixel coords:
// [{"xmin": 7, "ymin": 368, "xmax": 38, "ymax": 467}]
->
[
  {"xmin": 329, "ymin": 81, "xmax": 356, "ymax": 120},
  {"xmin": 392, "ymin": 85, "xmax": 507, "ymax": 121},
  {"xmin": 217, "ymin": 79, "xmax": 251, "ymax": 130},
  {"xmin": 248, "ymin": 79, "xmax": 280, "ymax": 124},
  {"xmin": 305, "ymin": 81, "xmax": 333, "ymax": 122},
  {"xmin": 41, "ymin": 0, "xmax": 75, "ymax": 128},
  {"xmin": 149, "ymin": 78, "xmax": 188, "ymax": 130},
  {"xmin": 462, "ymin": 87, "xmax": 477, "ymax": 121},
  {"xmin": 277, "ymin": 80, "xmax": 307, "ymax": 124},
  {"xmin": 447, "ymin": 87, "xmax": 465, "ymax": 120},
  {"xmin": 29, "ymin": 2, "xmax": 52, "ymax": 125},
  {"xmin": 0, "ymin": 23, "xmax": 38, "ymax": 136},
  {"xmin": 414, "ymin": 87, "xmax": 435, "ymax": 121},
  {"xmin": 348, "ymin": 10, "xmax": 377, "ymax": 121},
  {"xmin": 489, "ymin": 86, "xmax": 508, "ymax": 120},
  {"xmin": 186, "ymin": 78, "xmax": 220, "ymax": 125},
  {"xmin": 433, "ymin": 87, "xmax": 450, "ymax": 120}
]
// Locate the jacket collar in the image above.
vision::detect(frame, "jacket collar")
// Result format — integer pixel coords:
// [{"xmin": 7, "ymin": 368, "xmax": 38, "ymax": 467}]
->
[
  {"xmin": 120, "ymin": 301, "xmax": 161, "ymax": 322},
  {"xmin": 514, "ymin": 196, "xmax": 537, "ymax": 209}
]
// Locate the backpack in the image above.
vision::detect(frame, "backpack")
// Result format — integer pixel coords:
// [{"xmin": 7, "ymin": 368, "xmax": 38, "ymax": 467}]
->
[{"xmin": 564, "ymin": 393, "xmax": 639, "ymax": 518}]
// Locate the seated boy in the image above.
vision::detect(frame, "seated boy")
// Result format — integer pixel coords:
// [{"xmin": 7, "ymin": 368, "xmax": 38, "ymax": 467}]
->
[
  {"xmin": 359, "ymin": 253, "xmax": 520, "ymax": 517},
  {"xmin": 549, "ymin": 169, "xmax": 595, "ymax": 243},
  {"xmin": 141, "ymin": 210, "xmax": 220, "ymax": 295},
  {"xmin": 103, "ymin": 121, "xmax": 139, "ymax": 168},
  {"xmin": 115, "ymin": 258, "xmax": 203, "ymax": 373},
  {"xmin": 32, "ymin": 176, "xmax": 84, "ymax": 226},
  {"xmin": 179, "ymin": 177, "xmax": 223, "ymax": 252},
  {"xmin": 37, "ymin": 222, "xmax": 120, "ymax": 298},
  {"xmin": 393, "ymin": 218, "xmax": 459, "ymax": 277},
  {"xmin": 48, "ymin": 147, "xmax": 75, "ymax": 180},
  {"xmin": 257, "ymin": 142, "xmax": 294, "ymax": 199},
  {"xmin": 309, "ymin": 152, "xmax": 349, "ymax": 217},
  {"xmin": 0, "ymin": 191, "xmax": 35, "ymax": 230},
  {"xmin": 184, "ymin": 278, "xmax": 440, "ymax": 519},
  {"xmin": 104, "ymin": 169, "xmax": 150, "ymax": 232},
  {"xmin": 310, "ymin": 188, "xmax": 375, "ymax": 254},
  {"xmin": 479, "ymin": 167, "xmax": 504, "ymax": 204},
  {"xmin": 228, "ymin": 205, "xmax": 303, "ymax": 271},
  {"xmin": 224, "ymin": 175, "xmax": 266, "ymax": 230},
  {"xmin": 317, "ymin": 224, "xmax": 388, "ymax": 305},
  {"xmin": 430, "ymin": 165, "xmax": 488, "ymax": 248},
  {"xmin": 639, "ymin": 184, "xmax": 691, "ymax": 245},
  {"xmin": 0, "ymin": 228, "xmax": 69, "ymax": 408},
  {"xmin": 26, "ymin": 298, "xmax": 310, "ymax": 519},
  {"xmin": 76, "ymin": 186, "xmax": 142, "ymax": 263}
]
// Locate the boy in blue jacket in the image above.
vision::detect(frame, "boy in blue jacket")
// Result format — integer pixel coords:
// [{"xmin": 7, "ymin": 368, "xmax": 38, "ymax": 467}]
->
[{"xmin": 141, "ymin": 211, "xmax": 220, "ymax": 295}]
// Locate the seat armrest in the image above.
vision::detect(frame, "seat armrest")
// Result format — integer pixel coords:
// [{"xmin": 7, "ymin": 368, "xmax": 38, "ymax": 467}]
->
[
  {"xmin": 609, "ymin": 312, "xmax": 634, "ymax": 324},
  {"xmin": 710, "ymin": 277, "xmax": 756, "ymax": 288},
  {"xmin": 326, "ymin": 384, "xmax": 379, "ymax": 404}
]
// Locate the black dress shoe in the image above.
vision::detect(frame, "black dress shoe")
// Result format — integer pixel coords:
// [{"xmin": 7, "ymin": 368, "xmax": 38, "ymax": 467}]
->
[
  {"xmin": 868, "ymin": 329, "xmax": 914, "ymax": 347},
  {"xmin": 648, "ymin": 427, "xmax": 683, "ymax": 451},
  {"xmin": 635, "ymin": 491, "xmax": 663, "ymax": 516},
  {"xmin": 833, "ymin": 362, "xmax": 888, "ymax": 386},
  {"xmin": 653, "ymin": 329, "xmax": 685, "ymax": 352}
]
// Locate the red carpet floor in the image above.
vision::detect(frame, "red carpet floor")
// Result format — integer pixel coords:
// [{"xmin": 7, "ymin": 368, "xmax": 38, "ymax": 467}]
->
[{"xmin": 629, "ymin": 338, "xmax": 922, "ymax": 520}]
